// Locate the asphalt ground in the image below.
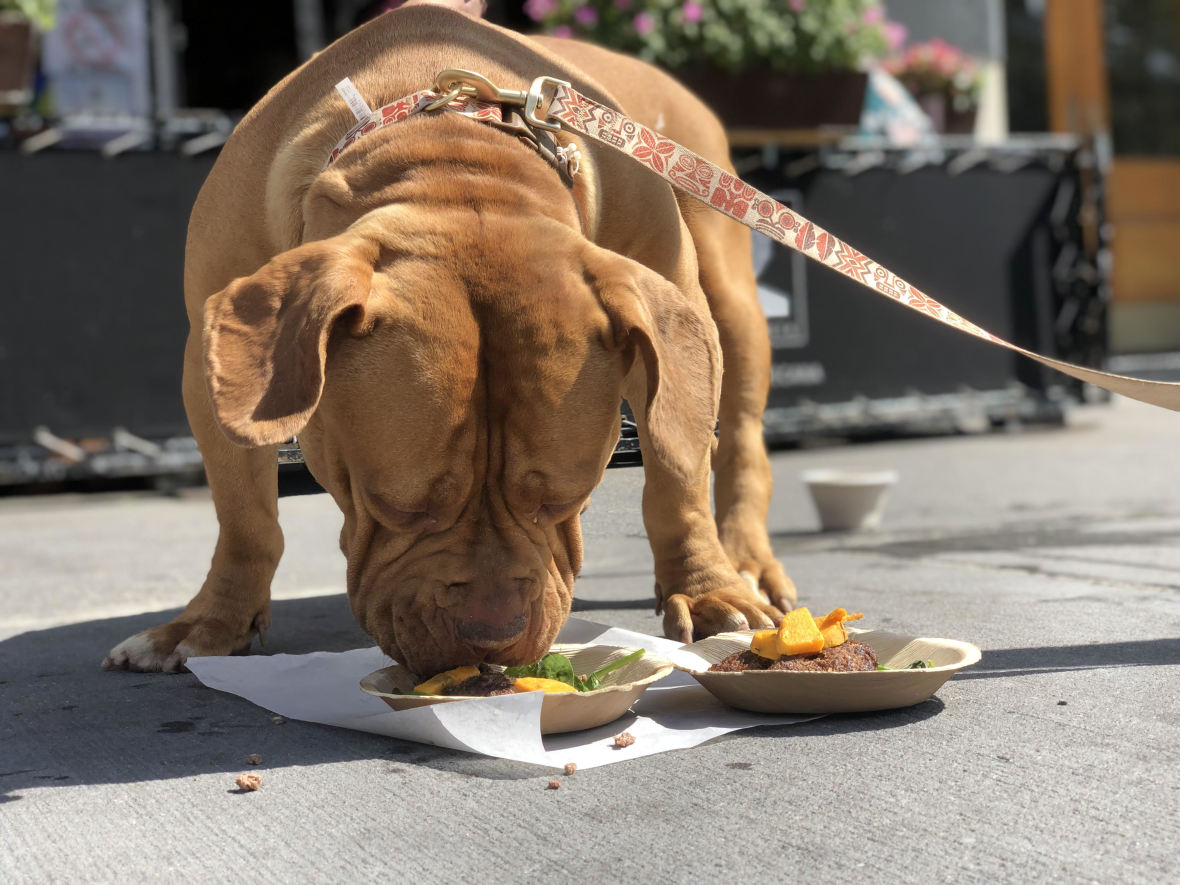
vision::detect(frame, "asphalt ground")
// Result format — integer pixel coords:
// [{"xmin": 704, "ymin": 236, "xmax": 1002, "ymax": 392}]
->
[{"xmin": 2, "ymin": 395, "xmax": 1178, "ymax": 883}]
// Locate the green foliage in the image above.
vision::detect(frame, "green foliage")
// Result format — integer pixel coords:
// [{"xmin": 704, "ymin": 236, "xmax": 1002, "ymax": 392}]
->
[
  {"xmin": 0, "ymin": 0, "xmax": 57, "ymax": 30},
  {"xmin": 524, "ymin": 0, "xmax": 893, "ymax": 73}
]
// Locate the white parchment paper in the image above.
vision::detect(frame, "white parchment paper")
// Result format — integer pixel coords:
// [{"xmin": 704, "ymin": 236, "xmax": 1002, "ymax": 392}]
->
[{"xmin": 186, "ymin": 618, "xmax": 817, "ymax": 770}]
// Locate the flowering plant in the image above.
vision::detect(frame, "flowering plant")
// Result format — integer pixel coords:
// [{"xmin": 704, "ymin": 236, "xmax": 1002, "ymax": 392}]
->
[
  {"xmin": 883, "ymin": 38, "xmax": 983, "ymax": 112},
  {"xmin": 523, "ymin": 0, "xmax": 904, "ymax": 73}
]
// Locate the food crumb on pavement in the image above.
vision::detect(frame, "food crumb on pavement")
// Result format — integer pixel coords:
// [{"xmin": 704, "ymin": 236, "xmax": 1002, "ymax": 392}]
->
[
  {"xmin": 235, "ymin": 773, "xmax": 263, "ymax": 792},
  {"xmin": 546, "ymin": 779, "xmax": 561, "ymax": 790}
]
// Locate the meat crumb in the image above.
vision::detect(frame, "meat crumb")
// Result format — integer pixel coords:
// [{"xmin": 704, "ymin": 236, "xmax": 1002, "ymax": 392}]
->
[
  {"xmin": 563, "ymin": 762, "xmax": 577, "ymax": 776},
  {"xmin": 247, "ymin": 754, "xmax": 262, "ymax": 765},
  {"xmin": 613, "ymin": 732, "xmax": 636, "ymax": 749},
  {"xmin": 547, "ymin": 779, "xmax": 562, "ymax": 790},
  {"xmin": 235, "ymin": 773, "xmax": 262, "ymax": 792}
]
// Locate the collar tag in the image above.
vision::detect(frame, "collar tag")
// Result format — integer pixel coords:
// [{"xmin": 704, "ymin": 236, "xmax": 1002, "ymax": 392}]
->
[{"xmin": 335, "ymin": 78, "xmax": 373, "ymax": 123}]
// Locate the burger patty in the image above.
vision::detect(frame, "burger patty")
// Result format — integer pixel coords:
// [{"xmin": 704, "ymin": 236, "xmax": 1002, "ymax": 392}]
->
[
  {"xmin": 709, "ymin": 640, "xmax": 879, "ymax": 673},
  {"xmin": 439, "ymin": 670, "xmax": 517, "ymax": 696}
]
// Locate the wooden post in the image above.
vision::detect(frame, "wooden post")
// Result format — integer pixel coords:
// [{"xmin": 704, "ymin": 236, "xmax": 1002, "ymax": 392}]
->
[{"xmin": 1043, "ymin": 0, "xmax": 1111, "ymax": 134}]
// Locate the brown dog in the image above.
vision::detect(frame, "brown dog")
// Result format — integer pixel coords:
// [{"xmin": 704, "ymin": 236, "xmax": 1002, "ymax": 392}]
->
[{"xmin": 102, "ymin": 6, "xmax": 794, "ymax": 678}]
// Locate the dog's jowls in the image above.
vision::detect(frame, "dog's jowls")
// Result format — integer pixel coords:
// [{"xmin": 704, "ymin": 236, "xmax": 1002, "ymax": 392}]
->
[{"xmin": 103, "ymin": 6, "xmax": 794, "ymax": 677}]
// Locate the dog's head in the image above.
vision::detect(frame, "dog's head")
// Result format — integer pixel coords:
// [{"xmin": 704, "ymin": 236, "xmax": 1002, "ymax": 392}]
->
[{"xmin": 201, "ymin": 211, "xmax": 719, "ymax": 676}]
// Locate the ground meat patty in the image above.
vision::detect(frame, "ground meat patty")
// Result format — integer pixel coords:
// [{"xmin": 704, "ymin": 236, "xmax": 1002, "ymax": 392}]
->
[
  {"xmin": 439, "ymin": 671, "xmax": 517, "ymax": 696},
  {"xmin": 708, "ymin": 640, "xmax": 878, "ymax": 673}
]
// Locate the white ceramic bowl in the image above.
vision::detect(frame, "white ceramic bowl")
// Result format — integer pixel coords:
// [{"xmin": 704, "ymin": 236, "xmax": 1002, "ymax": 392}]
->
[{"xmin": 801, "ymin": 468, "xmax": 899, "ymax": 531}]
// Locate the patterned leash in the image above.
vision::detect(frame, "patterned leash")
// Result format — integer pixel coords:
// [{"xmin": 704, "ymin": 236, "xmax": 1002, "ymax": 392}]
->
[{"xmin": 329, "ymin": 71, "xmax": 1180, "ymax": 411}]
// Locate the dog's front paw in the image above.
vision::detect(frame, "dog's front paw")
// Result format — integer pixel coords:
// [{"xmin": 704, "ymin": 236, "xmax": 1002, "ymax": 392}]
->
[
  {"xmin": 658, "ymin": 586, "xmax": 783, "ymax": 645},
  {"xmin": 102, "ymin": 612, "xmax": 268, "ymax": 673},
  {"xmin": 720, "ymin": 532, "xmax": 797, "ymax": 613}
]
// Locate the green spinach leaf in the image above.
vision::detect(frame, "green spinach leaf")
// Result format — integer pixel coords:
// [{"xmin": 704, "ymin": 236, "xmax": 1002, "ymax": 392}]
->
[{"xmin": 504, "ymin": 652, "xmax": 578, "ymax": 688}]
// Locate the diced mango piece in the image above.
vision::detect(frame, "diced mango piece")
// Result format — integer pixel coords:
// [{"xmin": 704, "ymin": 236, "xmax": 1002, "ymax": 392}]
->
[
  {"xmin": 413, "ymin": 665, "xmax": 480, "ymax": 695},
  {"xmin": 812, "ymin": 608, "xmax": 864, "ymax": 648},
  {"xmin": 818, "ymin": 621, "xmax": 848, "ymax": 649},
  {"xmin": 814, "ymin": 607, "xmax": 864, "ymax": 630},
  {"xmin": 513, "ymin": 677, "xmax": 578, "ymax": 693},
  {"xmin": 777, "ymin": 607, "xmax": 825, "ymax": 656},
  {"xmin": 750, "ymin": 628, "xmax": 782, "ymax": 661}
]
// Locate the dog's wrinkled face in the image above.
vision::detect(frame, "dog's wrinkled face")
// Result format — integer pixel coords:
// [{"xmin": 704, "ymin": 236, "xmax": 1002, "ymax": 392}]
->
[
  {"xmin": 294, "ymin": 228, "xmax": 626, "ymax": 676},
  {"xmin": 202, "ymin": 210, "xmax": 718, "ymax": 678}
]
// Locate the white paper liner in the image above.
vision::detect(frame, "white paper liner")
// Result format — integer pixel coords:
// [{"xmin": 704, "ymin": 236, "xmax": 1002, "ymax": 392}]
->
[{"xmin": 186, "ymin": 617, "xmax": 818, "ymax": 770}]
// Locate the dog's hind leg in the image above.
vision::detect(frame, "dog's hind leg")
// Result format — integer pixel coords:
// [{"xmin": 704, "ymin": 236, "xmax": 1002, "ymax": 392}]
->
[
  {"xmin": 678, "ymin": 194, "xmax": 797, "ymax": 612},
  {"xmin": 101, "ymin": 331, "xmax": 281, "ymax": 672}
]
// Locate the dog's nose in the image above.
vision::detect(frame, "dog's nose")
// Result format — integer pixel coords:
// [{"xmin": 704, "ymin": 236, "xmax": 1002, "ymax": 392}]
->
[
  {"xmin": 451, "ymin": 580, "xmax": 529, "ymax": 647},
  {"xmin": 457, "ymin": 614, "xmax": 527, "ymax": 645}
]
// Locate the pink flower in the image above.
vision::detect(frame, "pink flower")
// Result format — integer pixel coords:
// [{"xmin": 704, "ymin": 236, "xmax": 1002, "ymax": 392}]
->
[
  {"xmin": 682, "ymin": 1, "xmax": 703, "ymax": 23},
  {"xmin": 788, "ymin": 0, "xmax": 806, "ymax": 12},
  {"xmin": 523, "ymin": 0, "xmax": 557, "ymax": 22},
  {"xmin": 633, "ymin": 12, "xmax": 654, "ymax": 36},
  {"xmin": 574, "ymin": 5, "xmax": 599, "ymax": 26},
  {"xmin": 614, "ymin": 0, "xmax": 632, "ymax": 9},
  {"xmin": 884, "ymin": 21, "xmax": 907, "ymax": 51},
  {"xmin": 862, "ymin": 5, "xmax": 885, "ymax": 26},
  {"xmin": 552, "ymin": 24, "xmax": 574, "ymax": 38}
]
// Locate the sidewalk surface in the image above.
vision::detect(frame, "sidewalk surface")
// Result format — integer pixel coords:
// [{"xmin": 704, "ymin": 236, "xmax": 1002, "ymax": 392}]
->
[{"xmin": 2, "ymin": 397, "xmax": 1177, "ymax": 883}]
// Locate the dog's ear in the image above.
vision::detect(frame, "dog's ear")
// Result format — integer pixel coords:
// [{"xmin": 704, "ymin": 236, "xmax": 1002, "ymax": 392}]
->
[
  {"xmin": 202, "ymin": 232, "xmax": 380, "ymax": 447},
  {"xmin": 582, "ymin": 244, "xmax": 721, "ymax": 482}
]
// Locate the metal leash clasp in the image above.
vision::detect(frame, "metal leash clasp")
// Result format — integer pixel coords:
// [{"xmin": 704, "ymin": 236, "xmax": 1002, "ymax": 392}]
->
[{"xmin": 430, "ymin": 68, "xmax": 569, "ymax": 132}]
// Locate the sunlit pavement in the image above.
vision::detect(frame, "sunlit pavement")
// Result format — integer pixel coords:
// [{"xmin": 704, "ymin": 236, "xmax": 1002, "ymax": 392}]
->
[{"xmin": 2, "ymin": 396, "xmax": 1177, "ymax": 883}]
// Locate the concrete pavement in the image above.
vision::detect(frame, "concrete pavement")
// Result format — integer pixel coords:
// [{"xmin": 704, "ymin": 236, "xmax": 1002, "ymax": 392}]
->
[{"xmin": 1, "ymin": 396, "xmax": 1178, "ymax": 883}]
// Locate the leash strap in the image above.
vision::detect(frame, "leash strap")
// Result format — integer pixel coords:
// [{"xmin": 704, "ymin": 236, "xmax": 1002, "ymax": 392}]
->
[
  {"xmin": 326, "ymin": 75, "xmax": 1180, "ymax": 411},
  {"xmin": 544, "ymin": 84, "xmax": 1180, "ymax": 412}
]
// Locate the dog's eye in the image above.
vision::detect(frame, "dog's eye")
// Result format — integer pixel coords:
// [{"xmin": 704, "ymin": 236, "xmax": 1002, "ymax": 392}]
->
[
  {"xmin": 368, "ymin": 495, "xmax": 434, "ymax": 530},
  {"xmin": 536, "ymin": 498, "xmax": 586, "ymax": 523}
]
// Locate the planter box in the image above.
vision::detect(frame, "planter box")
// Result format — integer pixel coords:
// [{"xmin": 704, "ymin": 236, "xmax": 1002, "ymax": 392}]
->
[
  {"xmin": 671, "ymin": 67, "xmax": 868, "ymax": 130},
  {"xmin": 914, "ymin": 92, "xmax": 978, "ymax": 135}
]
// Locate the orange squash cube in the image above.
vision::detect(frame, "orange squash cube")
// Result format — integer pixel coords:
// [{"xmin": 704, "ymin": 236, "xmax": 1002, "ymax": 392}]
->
[
  {"xmin": 513, "ymin": 676, "xmax": 578, "ymax": 693},
  {"xmin": 777, "ymin": 607, "xmax": 825, "ymax": 656},
  {"xmin": 413, "ymin": 665, "xmax": 481, "ymax": 695},
  {"xmin": 750, "ymin": 628, "xmax": 782, "ymax": 661}
]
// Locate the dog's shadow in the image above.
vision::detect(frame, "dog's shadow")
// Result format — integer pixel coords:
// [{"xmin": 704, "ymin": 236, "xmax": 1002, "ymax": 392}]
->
[
  {"xmin": 0, "ymin": 595, "xmax": 553, "ymax": 801},
  {"xmin": 6, "ymin": 595, "xmax": 1174, "ymax": 798}
]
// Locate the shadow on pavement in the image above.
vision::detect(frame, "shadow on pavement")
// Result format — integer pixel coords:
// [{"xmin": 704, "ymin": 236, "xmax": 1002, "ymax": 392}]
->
[
  {"xmin": 12, "ymin": 594, "xmax": 1163, "ymax": 796},
  {"xmin": 771, "ymin": 518, "xmax": 1180, "ymax": 574},
  {"xmin": 957, "ymin": 638, "xmax": 1180, "ymax": 680},
  {"xmin": 0, "ymin": 594, "xmax": 552, "ymax": 800},
  {"xmin": 570, "ymin": 595, "xmax": 653, "ymax": 611}
]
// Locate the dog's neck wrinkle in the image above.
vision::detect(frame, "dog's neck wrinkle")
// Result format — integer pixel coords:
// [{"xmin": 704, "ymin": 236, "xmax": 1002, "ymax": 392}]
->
[{"xmin": 329, "ymin": 118, "xmax": 581, "ymax": 232}]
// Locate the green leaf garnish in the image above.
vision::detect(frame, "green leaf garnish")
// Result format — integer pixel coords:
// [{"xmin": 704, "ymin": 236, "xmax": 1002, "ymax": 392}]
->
[
  {"xmin": 575, "ymin": 648, "xmax": 645, "ymax": 691},
  {"xmin": 504, "ymin": 652, "xmax": 578, "ymax": 688}
]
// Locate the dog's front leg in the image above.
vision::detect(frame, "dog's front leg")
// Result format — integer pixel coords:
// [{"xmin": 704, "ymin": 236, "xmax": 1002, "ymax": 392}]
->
[
  {"xmin": 102, "ymin": 333, "xmax": 280, "ymax": 672},
  {"xmin": 586, "ymin": 242, "xmax": 783, "ymax": 643},
  {"xmin": 634, "ymin": 413, "xmax": 782, "ymax": 644}
]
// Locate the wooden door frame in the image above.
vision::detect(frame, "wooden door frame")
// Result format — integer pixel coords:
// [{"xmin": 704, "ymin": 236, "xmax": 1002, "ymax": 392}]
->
[{"xmin": 1045, "ymin": 0, "xmax": 1180, "ymax": 307}]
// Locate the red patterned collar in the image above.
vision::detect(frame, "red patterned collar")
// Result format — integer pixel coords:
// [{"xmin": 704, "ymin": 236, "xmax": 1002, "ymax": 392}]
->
[{"xmin": 324, "ymin": 88, "xmax": 503, "ymax": 169}]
